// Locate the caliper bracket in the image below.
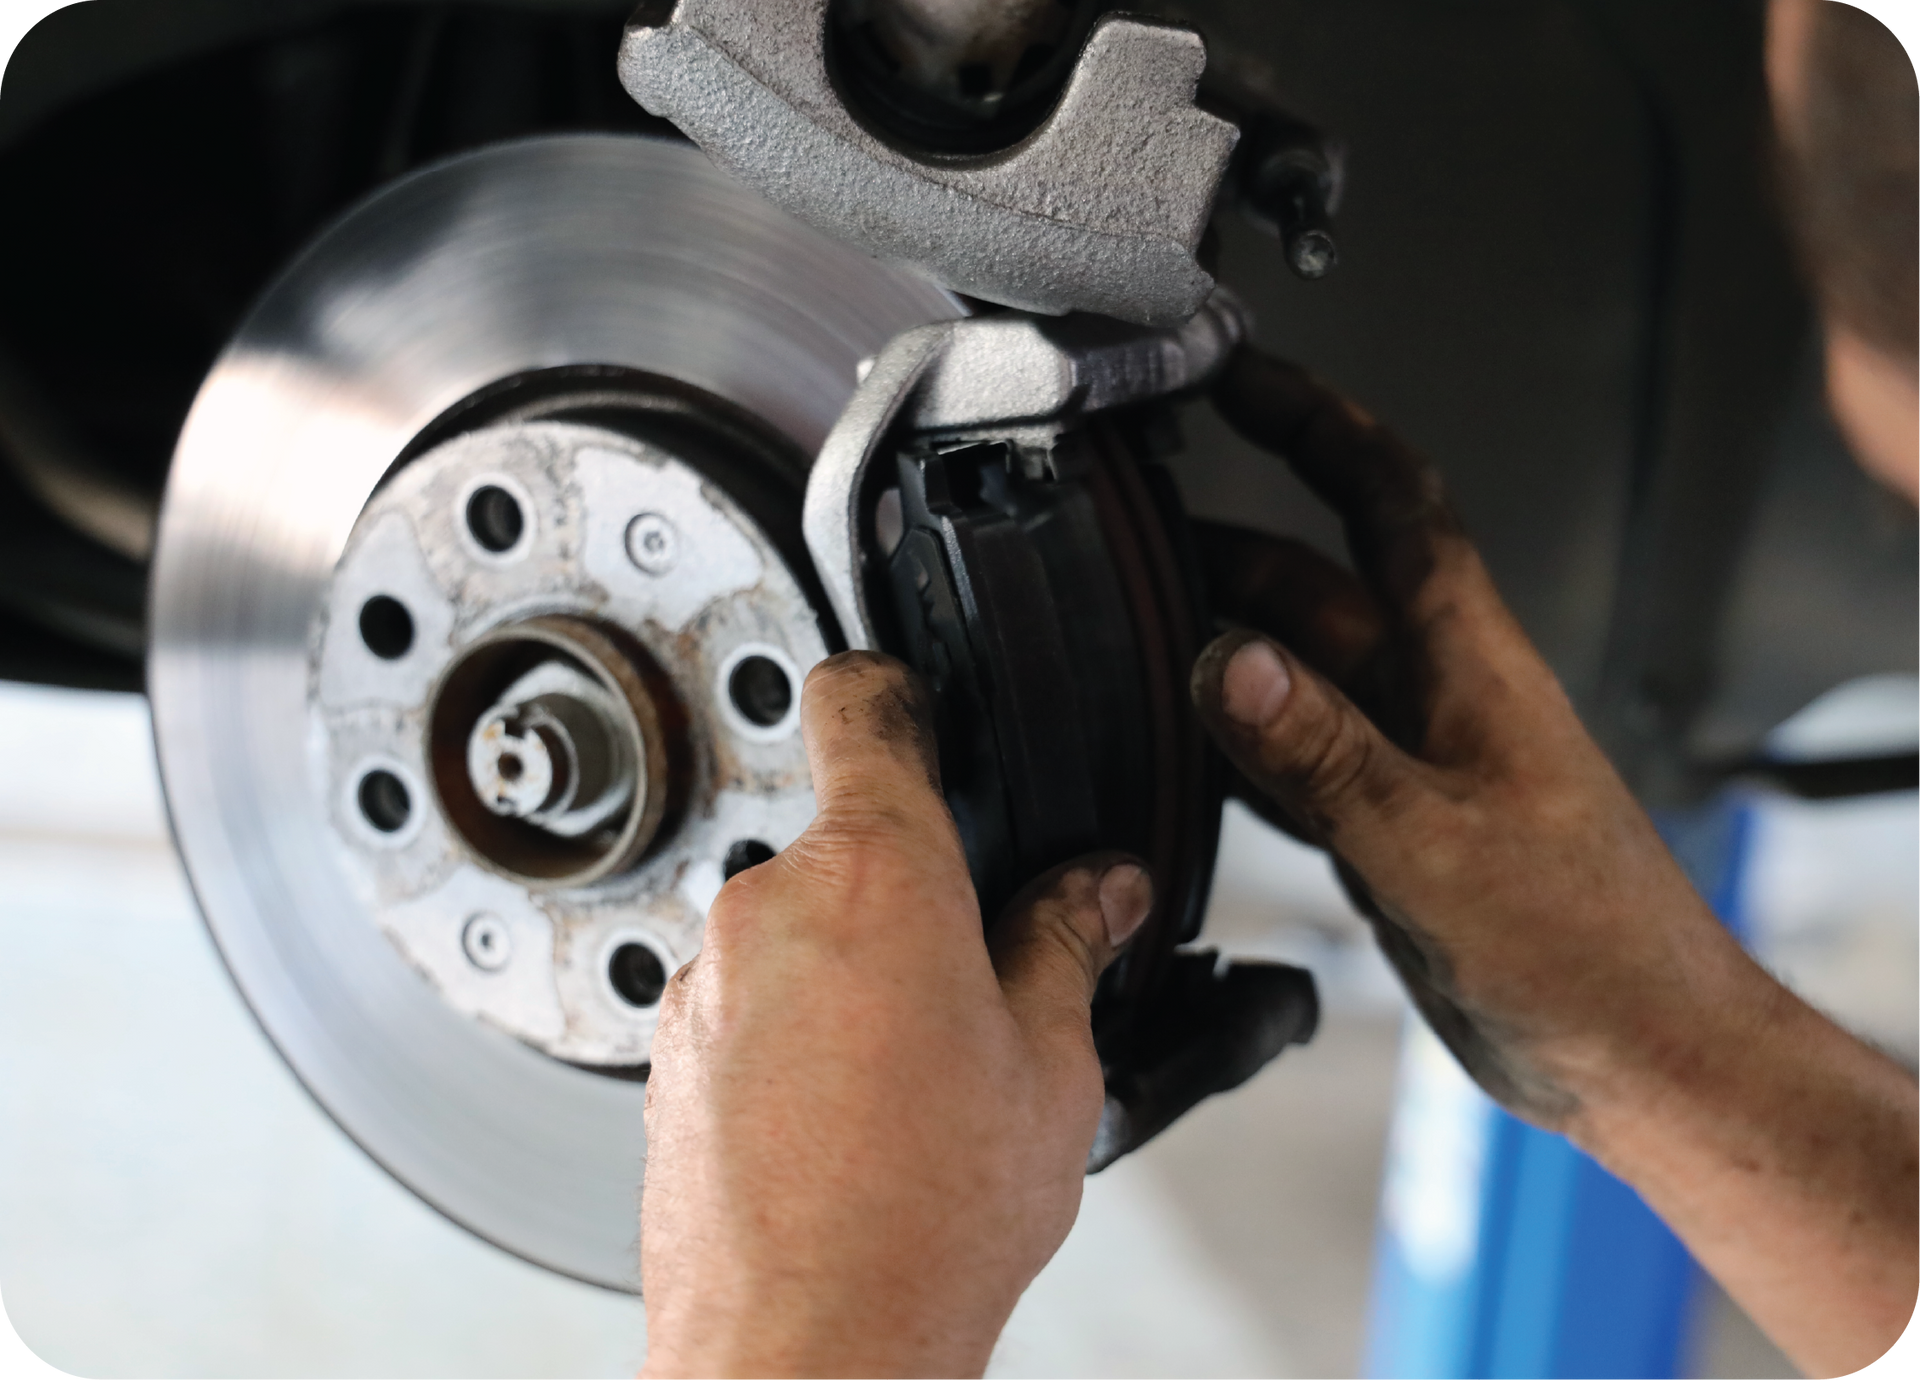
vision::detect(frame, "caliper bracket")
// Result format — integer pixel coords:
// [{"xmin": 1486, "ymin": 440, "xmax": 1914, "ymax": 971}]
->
[{"xmin": 618, "ymin": 0, "xmax": 1239, "ymax": 324}]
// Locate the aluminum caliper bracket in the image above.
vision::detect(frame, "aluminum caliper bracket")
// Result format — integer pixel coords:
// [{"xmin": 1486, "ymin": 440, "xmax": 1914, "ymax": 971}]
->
[{"xmin": 618, "ymin": 0, "xmax": 1239, "ymax": 326}]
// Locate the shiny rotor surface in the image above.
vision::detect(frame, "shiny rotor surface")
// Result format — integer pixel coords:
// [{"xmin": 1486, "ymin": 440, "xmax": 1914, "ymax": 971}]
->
[{"xmin": 148, "ymin": 133, "xmax": 959, "ymax": 1288}]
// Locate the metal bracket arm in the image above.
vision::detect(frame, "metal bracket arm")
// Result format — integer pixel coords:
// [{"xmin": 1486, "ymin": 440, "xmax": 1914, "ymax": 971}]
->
[{"xmin": 619, "ymin": 0, "xmax": 1239, "ymax": 325}]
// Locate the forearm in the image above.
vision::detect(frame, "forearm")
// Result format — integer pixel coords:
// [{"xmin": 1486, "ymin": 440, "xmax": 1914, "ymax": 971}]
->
[
  {"xmin": 1568, "ymin": 944, "xmax": 1918, "ymax": 1377},
  {"xmin": 1194, "ymin": 348, "xmax": 1918, "ymax": 1375}
]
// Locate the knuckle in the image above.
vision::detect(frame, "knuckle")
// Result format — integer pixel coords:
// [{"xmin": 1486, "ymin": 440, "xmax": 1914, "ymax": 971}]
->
[
  {"xmin": 765, "ymin": 822, "xmax": 968, "ymax": 924},
  {"xmin": 1019, "ymin": 906, "xmax": 1104, "ymax": 1004},
  {"xmin": 813, "ymin": 795, "xmax": 930, "ymax": 841},
  {"xmin": 1042, "ymin": 909, "xmax": 1104, "ymax": 985},
  {"xmin": 992, "ymin": 869, "xmax": 1112, "ymax": 1002},
  {"xmin": 802, "ymin": 809, "xmax": 935, "ymax": 878},
  {"xmin": 1022, "ymin": 877, "xmax": 1109, "ymax": 970},
  {"xmin": 1296, "ymin": 702, "xmax": 1370, "ymax": 794},
  {"xmin": 814, "ymin": 789, "xmax": 963, "ymax": 869},
  {"xmin": 703, "ymin": 873, "xmax": 758, "ymax": 932},
  {"xmin": 653, "ymin": 959, "xmax": 698, "ymax": 1034},
  {"xmin": 701, "ymin": 864, "xmax": 788, "ymax": 951},
  {"xmin": 1281, "ymin": 699, "xmax": 1402, "ymax": 819}
]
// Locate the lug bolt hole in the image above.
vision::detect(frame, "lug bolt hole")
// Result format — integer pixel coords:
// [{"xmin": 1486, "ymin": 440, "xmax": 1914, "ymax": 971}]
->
[
  {"xmin": 728, "ymin": 655, "xmax": 792, "ymax": 727},
  {"xmin": 358, "ymin": 594, "xmax": 415, "ymax": 660},
  {"xmin": 723, "ymin": 839, "xmax": 777, "ymax": 879},
  {"xmin": 357, "ymin": 768, "xmax": 412, "ymax": 833},
  {"xmin": 608, "ymin": 942, "xmax": 668, "ymax": 1008},
  {"xmin": 466, "ymin": 484, "xmax": 525, "ymax": 554}
]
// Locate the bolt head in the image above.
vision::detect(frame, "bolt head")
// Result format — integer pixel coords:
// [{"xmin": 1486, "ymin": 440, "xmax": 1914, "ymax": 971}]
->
[
  {"xmin": 462, "ymin": 912, "xmax": 513, "ymax": 971},
  {"xmin": 1286, "ymin": 228, "xmax": 1338, "ymax": 280},
  {"xmin": 625, "ymin": 513, "xmax": 679, "ymax": 574}
]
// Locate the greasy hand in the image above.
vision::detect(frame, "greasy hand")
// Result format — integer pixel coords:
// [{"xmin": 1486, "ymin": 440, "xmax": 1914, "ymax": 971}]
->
[
  {"xmin": 640, "ymin": 651, "xmax": 1152, "ymax": 1379},
  {"xmin": 1189, "ymin": 346, "xmax": 1918, "ymax": 1375},
  {"xmin": 1189, "ymin": 347, "xmax": 1729, "ymax": 1121}
]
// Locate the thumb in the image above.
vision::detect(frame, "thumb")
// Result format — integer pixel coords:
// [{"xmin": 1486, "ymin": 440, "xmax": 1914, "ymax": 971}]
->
[
  {"xmin": 990, "ymin": 855, "xmax": 1154, "ymax": 1049},
  {"xmin": 713, "ymin": 651, "xmax": 970, "ymax": 940},
  {"xmin": 1190, "ymin": 630, "xmax": 1426, "ymax": 852},
  {"xmin": 797, "ymin": 650, "xmax": 956, "ymax": 847}
]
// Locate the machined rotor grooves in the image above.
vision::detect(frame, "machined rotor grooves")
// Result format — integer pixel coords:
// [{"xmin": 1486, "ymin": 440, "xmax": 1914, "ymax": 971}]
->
[{"xmin": 149, "ymin": 134, "xmax": 959, "ymax": 1289}]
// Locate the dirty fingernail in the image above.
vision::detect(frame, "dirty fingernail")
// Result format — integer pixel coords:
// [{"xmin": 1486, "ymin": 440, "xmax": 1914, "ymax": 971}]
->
[
  {"xmin": 1098, "ymin": 864, "xmax": 1153, "ymax": 947},
  {"xmin": 1221, "ymin": 639, "xmax": 1291, "ymax": 728}
]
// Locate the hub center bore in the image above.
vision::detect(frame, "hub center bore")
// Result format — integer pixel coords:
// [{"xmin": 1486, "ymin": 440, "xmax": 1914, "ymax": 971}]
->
[
  {"xmin": 468, "ymin": 661, "xmax": 636, "ymax": 833},
  {"xmin": 430, "ymin": 615, "xmax": 680, "ymax": 889}
]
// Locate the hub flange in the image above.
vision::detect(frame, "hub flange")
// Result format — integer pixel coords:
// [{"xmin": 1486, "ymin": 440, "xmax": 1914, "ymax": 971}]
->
[{"xmin": 316, "ymin": 418, "xmax": 822, "ymax": 1066}]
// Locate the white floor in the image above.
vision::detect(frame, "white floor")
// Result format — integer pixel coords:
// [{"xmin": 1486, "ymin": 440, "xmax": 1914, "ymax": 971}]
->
[
  {"xmin": 0, "ymin": 687, "xmax": 1321, "ymax": 1378},
  {"xmin": 0, "ymin": 682, "xmax": 1910, "ymax": 1376}
]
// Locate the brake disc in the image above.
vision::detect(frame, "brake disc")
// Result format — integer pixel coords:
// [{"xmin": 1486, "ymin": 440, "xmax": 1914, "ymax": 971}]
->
[
  {"xmin": 149, "ymin": 133, "xmax": 958, "ymax": 1288},
  {"xmin": 152, "ymin": 124, "xmax": 1319, "ymax": 1292}
]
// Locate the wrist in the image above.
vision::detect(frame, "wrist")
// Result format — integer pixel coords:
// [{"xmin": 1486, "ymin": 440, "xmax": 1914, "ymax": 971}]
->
[
  {"xmin": 1547, "ymin": 905, "xmax": 1770, "ymax": 1154},
  {"xmin": 646, "ymin": 1327, "xmax": 994, "ymax": 1379},
  {"xmin": 643, "ymin": 1274, "xmax": 1003, "ymax": 1379}
]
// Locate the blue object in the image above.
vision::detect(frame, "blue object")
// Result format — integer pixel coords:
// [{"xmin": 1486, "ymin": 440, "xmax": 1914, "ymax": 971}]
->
[{"xmin": 1362, "ymin": 796, "xmax": 1757, "ymax": 1378}]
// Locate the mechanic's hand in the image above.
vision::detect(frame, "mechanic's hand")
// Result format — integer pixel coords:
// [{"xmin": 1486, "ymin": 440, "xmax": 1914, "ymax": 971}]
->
[
  {"xmin": 1188, "ymin": 345, "xmax": 1735, "ymax": 1122},
  {"xmin": 639, "ymin": 650, "xmax": 1152, "ymax": 1379},
  {"xmin": 1189, "ymin": 346, "xmax": 1917, "ymax": 1376}
]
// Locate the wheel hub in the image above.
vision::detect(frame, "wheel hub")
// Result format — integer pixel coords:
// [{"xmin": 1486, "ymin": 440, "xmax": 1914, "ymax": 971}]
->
[{"xmin": 316, "ymin": 415, "xmax": 821, "ymax": 1064}]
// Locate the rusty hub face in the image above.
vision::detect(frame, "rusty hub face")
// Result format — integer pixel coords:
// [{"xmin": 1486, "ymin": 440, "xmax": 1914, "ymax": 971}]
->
[{"xmin": 314, "ymin": 410, "xmax": 824, "ymax": 1067}]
